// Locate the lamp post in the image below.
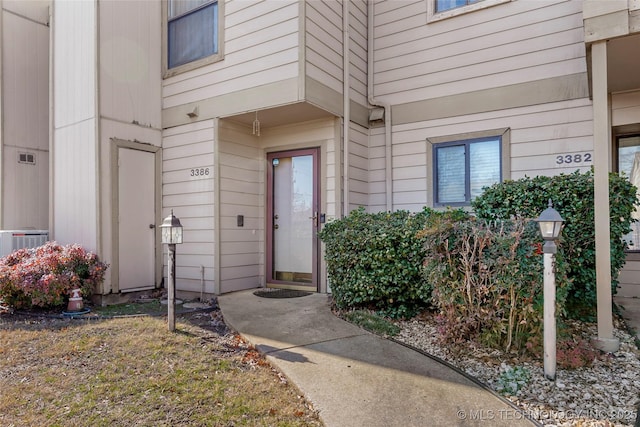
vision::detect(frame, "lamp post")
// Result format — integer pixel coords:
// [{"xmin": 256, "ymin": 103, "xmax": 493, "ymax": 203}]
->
[
  {"xmin": 160, "ymin": 210, "xmax": 183, "ymax": 332},
  {"xmin": 535, "ymin": 200, "xmax": 564, "ymax": 381}
]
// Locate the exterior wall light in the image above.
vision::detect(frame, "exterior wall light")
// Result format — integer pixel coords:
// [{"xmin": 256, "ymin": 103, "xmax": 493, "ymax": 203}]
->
[
  {"xmin": 160, "ymin": 210, "xmax": 183, "ymax": 332},
  {"xmin": 535, "ymin": 199, "xmax": 564, "ymax": 381}
]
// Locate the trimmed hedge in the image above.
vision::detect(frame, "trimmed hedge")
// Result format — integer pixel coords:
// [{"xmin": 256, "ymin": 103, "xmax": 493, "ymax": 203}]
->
[
  {"xmin": 472, "ymin": 169, "xmax": 637, "ymax": 319},
  {"xmin": 318, "ymin": 207, "xmax": 467, "ymax": 318}
]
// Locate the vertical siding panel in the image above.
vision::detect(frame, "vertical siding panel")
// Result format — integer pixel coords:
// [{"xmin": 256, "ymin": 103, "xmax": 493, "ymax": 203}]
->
[
  {"xmin": 2, "ymin": 3, "xmax": 49, "ymax": 229},
  {"xmin": 99, "ymin": 0, "xmax": 162, "ymax": 129},
  {"xmin": 52, "ymin": 0, "xmax": 98, "ymax": 251}
]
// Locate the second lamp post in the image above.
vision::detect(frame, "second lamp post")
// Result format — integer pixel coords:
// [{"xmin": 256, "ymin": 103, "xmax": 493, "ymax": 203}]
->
[{"xmin": 535, "ymin": 200, "xmax": 564, "ymax": 381}]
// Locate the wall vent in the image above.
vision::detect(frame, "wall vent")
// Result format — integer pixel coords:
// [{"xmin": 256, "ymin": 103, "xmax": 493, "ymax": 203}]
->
[{"xmin": 18, "ymin": 152, "xmax": 36, "ymax": 165}]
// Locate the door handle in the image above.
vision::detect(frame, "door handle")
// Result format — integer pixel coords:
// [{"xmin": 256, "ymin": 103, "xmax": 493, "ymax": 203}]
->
[
  {"xmin": 149, "ymin": 224, "xmax": 156, "ymax": 229},
  {"xmin": 309, "ymin": 212, "xmax": 318, "ymax": 227}
]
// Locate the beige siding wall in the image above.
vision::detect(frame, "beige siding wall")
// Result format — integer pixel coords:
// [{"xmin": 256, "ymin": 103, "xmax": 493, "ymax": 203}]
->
[
  {"xmin": 162, "ymin": 0, "xmax": 300, "ymax": 110},
  {"xmin": 373, "ymin": 0, "xmax": 585, "ymax": 104},
  {"xmin": 218, "ymin": 122, "xmax": 262, "ymax": 293},
  {"xmin": 305, "ymin": 0, "xmax": 343, "ymax": 95},
  {"xmin": 612, "ymin": 90, "xmax": 640, "ymax": 127},
  {"xmin": 1, "ymin": 1, "xmax": 49, "ymax": 229},
  {"xmin": 348, "ymin": 122, "xmax": 369, "ymax": 210},
  {"xmin": 262, "ymin": 118, "xmax": 339, "ymax": 221},
  {"xmin": 96, "ymin": 0, "xmax": 162, "ymax": 291},
  {"xmin": 368, "ymin": 127, "xmax": 387, "ymax": 212},
  {"xmin": 305, "ymin": 0, "xmax": 368, "ymax": 110},
  {"xmin": 391, "ymin": 98, "xmax": 593, "ymax": 211},
  {"xmin": 349, "ymin": 0, "xmax": 369, "ymax": 108},
  {"xmin": 162, "ymin": 121, "xmax": 215, "ymax": 294},
  {"xmin": 52, "ymin": 0, "xmax": 99, "ymax": 251}
]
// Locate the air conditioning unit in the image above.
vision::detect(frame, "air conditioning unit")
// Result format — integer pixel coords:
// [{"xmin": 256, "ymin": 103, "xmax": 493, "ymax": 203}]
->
[{"xmin": 0, "ymin": 230, "xmax": 49, "ymax": 258}]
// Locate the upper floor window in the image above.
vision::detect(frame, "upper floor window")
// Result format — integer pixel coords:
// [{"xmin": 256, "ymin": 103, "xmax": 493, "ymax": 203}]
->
[
  {"xmin": 433, "ymin": 136, "xmax": 502, "ymax": 206},
  {"xmin": 435, "ymin": 0, "xmax": 482, "ymax": 13},
  {"xmin": 168, "ymin": 0, "xmax": 219, "ymax": 69},
  {"xmin": 428, "ymin": 0, "xmax": 511, "ymax": 23}
]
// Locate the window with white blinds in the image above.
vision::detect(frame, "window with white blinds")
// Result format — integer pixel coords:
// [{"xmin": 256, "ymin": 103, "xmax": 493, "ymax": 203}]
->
[
  {"xmin": 168, "ymin": 0, "xmax": 218, "ymax": 69},
  {"xmin": 434, "ymin": 137, "xmax": 501, "ymax": 206}
]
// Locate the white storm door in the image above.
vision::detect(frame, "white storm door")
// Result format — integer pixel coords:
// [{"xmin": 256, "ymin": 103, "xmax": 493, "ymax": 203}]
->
[{"xmin": 118, "ymin": 148, "xmax": 156, "ymax": 291}]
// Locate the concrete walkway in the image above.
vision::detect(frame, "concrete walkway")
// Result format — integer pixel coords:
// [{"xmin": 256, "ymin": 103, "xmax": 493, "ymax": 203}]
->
[
  {"xmin": 615, "ymin": 295, "xmax": 640, "ymax": 341},
  {"xmin": 218, "ymin": 290, "xmax": 538, "ymax": 427}
]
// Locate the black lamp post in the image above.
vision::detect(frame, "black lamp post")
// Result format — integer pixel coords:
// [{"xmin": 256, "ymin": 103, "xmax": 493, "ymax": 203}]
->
[
  {"xmin": 160, "ymin": 209, "xmax": 183, "ymax": 332},
  {"xmin": 535, "ymin": 200, "xmax": 564, "ymax": 380}
]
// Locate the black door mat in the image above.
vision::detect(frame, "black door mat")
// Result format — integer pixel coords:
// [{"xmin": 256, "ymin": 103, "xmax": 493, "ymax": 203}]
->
[{"xmin": 253, "ymin": 289, "xmax": 312, "ymax": 298}]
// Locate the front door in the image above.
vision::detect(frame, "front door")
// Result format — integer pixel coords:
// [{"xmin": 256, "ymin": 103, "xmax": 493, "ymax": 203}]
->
[
  {"xmin": 267, "ymin": 148, "xmax": 319, "ymax": 289},
  {"xmin": 118, "ymin": 147, "xmax": 156, "ymax": 292}
]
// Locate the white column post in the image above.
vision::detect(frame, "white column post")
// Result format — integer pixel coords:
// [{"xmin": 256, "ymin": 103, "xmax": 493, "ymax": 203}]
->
[{"xmin": 591, "ymin": 41, "xmax": 619, "ymax": 352}]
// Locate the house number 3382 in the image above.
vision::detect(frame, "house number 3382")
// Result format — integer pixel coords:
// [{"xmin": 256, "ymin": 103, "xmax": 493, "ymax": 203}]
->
[
  {"xmin": 190, "ymin": 168, "xmax": 210, "ymax": 177},
  {"xmin": 555, "ymin": 153, "xmax": 592, "ymax": 165}
]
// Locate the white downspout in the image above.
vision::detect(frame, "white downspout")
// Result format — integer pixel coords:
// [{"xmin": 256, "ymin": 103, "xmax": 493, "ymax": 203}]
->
[
  {"xmin": 342, "ymin": 0, "xmax": 350, "ymax": 216},
  {"xmin": 367, "ymin": 0, "xmax": 392, "ymax": 212}
]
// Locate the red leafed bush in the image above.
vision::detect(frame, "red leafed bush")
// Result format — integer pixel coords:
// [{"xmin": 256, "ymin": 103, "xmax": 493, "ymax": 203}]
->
[{"xmin": 0, "ymin": 242, "xmax": 108, "ymax": 309}]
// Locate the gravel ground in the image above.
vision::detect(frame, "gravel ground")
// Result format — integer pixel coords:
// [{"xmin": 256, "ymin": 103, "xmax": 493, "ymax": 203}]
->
[{"xmin": 394, "ymin": 314, "xmax": 640, "ymax": 427}]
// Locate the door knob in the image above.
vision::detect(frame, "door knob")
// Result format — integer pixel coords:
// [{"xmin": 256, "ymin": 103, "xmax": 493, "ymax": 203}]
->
[{"xmin": 149, "ymin": 224, "xmax": 156, "ymax": 229}]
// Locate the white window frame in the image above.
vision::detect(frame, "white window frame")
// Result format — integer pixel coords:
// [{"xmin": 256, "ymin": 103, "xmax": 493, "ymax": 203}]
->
[
  {"xmin": 427, "ymin": 128, "xmax": 510, "ymax": 207},
  {"xmin": 163, "ymin": 0, "xmax": 225, "ymax": 78},
  {"xmin": 427, "ymin": 0, "xmax": 511, "ymax": 23}
]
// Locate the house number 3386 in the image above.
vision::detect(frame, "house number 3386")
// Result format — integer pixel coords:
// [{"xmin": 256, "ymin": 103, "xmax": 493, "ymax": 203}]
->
[{"xmin": 190, "ymin": 168, "xmax": 210, "ymax": 177}]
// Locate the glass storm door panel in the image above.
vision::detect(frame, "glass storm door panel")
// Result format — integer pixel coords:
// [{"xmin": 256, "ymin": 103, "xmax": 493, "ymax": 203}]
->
[{"xmin": 267, "ymin": 149, "xmax": 319, "ymax": 287}]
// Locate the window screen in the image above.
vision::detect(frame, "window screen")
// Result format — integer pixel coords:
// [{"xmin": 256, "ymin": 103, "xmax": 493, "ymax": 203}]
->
[
  {"xmin": 434, "ymin": 137, "xmax": 501, "ymax": 206},
  {"xmin": 435, "ymin": 0, "xmax": 482, "ymax": 13},
  {"xmin": 168, "ymin": 0, "xmax": 218, "ymax": 69}
]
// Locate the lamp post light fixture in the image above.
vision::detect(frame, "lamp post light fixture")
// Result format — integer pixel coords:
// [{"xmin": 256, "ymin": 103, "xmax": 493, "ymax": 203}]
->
[
  {"xmin": 535, "ymin": 199, "xmax": 564, "ymax": 381},
  {"xmin": 160, "ymin": 209, "xmax": 183, "ymax": 332}
]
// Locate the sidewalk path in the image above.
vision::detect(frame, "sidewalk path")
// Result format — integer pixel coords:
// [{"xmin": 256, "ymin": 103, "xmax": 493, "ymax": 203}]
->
[{"xmin": 218, "ymin": 290, "xmax": 538, "ymax": 427}]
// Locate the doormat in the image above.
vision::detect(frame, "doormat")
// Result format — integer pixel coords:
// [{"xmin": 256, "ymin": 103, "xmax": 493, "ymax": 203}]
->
[{"xmin": 253, "ymin": 289, "xmax": 312, "ymax": 299}]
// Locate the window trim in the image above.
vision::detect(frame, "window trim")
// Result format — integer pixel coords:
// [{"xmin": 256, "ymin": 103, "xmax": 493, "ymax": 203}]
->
[
  {"xmin": 427, "ymin": 128, "xmax": 510, "ymax": 208},
  {"xmin": 162, "ymin": 0, "xmax": 225, "ymax": 78},
  {"xmin": 615, "ymin": 132, "xmax": 640, "ymax": 253},
  {"xmin": 427, "ymin": 0, "xmax": 511, "ymax": 23}
]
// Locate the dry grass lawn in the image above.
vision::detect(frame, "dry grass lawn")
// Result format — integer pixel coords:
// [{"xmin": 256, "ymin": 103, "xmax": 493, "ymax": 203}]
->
[{"xmin": 0, "ymin": 309, "xmax": 322, "ymax": 427}]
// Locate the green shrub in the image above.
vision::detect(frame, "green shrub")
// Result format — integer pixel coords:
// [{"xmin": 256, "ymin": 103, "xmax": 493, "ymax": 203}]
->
[
  {"xmin": 0, "ymin": 242, "xmax": 108, "ymax": 309},
  {"xmin": 318, "ymin": 207, "xmax": 467, "ymax": 318},
  {"xmin": 471, "ymin": 170, "xmax": 637, "ymax": 319},
  {"xmin": 422, "ymin": 217, "xmax": 570, "ymax": 352}
]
